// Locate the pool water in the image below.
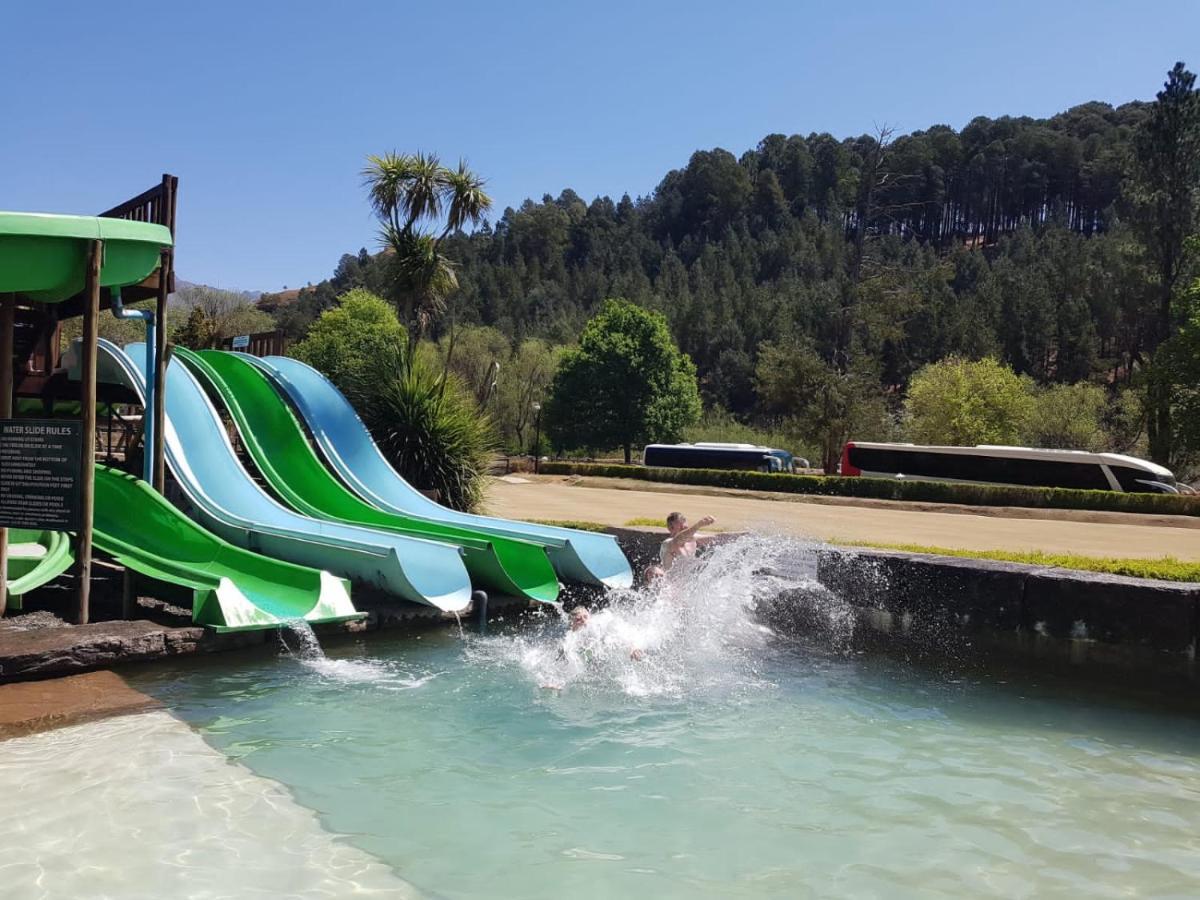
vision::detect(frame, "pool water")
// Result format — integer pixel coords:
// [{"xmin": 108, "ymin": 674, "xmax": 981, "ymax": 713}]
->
[{"xmin": 109, "ymin": 538, "xmax": 1200, "ymax": 899}]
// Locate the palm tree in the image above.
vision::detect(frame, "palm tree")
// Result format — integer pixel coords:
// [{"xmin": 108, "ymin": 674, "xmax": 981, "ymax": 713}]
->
[{"xmin": 362, "ymin": 152, "xmax": 492, "ymax": 341}]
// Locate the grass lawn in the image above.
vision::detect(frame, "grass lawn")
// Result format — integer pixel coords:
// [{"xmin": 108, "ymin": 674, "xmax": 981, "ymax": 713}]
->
[
  {"xmin": 838, "ymin": 541, "xmax": 1200, "ymax": 583},
  {"xmin": 528, "ymin": 519, "xmax": 613, "ymax": 533}
]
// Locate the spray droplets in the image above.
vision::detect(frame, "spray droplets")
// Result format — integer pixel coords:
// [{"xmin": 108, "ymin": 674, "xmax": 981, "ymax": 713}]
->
[{"xmin": 468, "ymin": 534, "xmax": 855, "ymax": 698}]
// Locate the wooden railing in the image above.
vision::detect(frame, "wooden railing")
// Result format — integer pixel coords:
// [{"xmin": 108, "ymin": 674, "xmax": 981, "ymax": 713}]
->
[
  {"xmin": 100, "ymin": 173, "xmax": 178, "ymax": 231},
  {"xmin": 219, "ymin": 330, "xmax": 289, "ymax": 357},
  {"xmin": 14, "ymin": 174, "xmax": 179, "ymax": 396},
  {"xmin": 98, "ymin": 173, "xmax": 178, "ymax": 295}
]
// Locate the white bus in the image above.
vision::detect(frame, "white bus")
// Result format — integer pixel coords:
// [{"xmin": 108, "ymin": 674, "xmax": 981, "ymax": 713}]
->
[
  {"xmin": 643, "ymin": 442, "xmax": 807, "ymax": 473},
  {"xmin": 839, "ymin": 442, "xmax": 1188, "ymax": 494}
]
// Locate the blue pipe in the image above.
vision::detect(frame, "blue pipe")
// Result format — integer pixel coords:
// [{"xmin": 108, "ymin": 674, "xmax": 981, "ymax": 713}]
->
[{"xmin": 110, "ymin": 288, "xmax": 156, "ymax": 483}]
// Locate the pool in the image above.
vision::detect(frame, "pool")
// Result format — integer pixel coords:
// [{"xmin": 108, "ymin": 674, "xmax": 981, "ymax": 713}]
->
[{"xmin": 6, "ymin": 537, "xmax": 1200, "ymax": 898}]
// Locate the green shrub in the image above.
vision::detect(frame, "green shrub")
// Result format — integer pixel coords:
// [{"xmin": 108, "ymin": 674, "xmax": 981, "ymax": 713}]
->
[
  {"xmin": 353, "ymin": 345, "xmax": 495, "ymax": 512},
  {"xmin": 1026, "ymin": 382, "xmax": 1108, "ymax": 451},
  {"xmin": 538, "ymin": 462, "xmax": 1200, "ymax": 517},
  {"xmin": 292, "ymin": 289, "xmax": 407, "ymax": 392},
  {"xmin": 906, "ymin": 356, "xmax": 1034, "ymax": 446}
]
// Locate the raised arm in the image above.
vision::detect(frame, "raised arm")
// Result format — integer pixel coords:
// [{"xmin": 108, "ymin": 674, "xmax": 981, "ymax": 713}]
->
[{"xmin": 666, "ymin": 515, "xmax": 715, "ymax": 548}]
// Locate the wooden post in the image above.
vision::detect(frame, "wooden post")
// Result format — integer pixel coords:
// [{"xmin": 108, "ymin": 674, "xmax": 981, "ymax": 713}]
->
[
  {"xmin": 122, "ymin": 570, "xmax": 136, "ymax": 620},
  {"xmin": 153, "ymin": 247, "xmax": 169, "ymax": 493},
  {"xmin": 0, "ymin": 296, "xmax": 14, "ymax": 618},
  {"xmin": 76, "ymin": 240, "xmax": 102, "ymax": 625}
]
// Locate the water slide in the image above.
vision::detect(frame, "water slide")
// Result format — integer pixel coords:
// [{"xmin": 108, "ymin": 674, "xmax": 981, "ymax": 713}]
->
[
  {"xmin": 3, "ymin": 530, "xmax": 74, "ymax": 610},
  {"xmin": 242, "ymin": 355, "xmax": 633, "ymax": 589},
  {"xmin": 90, "ymin": 340, "xmax": 472, "ymax": 611},
  {"xmin": 93, "ymin": 466, "xmax": 360, "ymax": 632},
  {"xmin": 177, "ymin": 348, "xmax": 559, "ymax": 605}
]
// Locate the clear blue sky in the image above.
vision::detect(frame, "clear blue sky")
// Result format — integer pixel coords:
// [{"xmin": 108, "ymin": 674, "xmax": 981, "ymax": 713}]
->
[{"xmin": 2, "ymin": 1, "xmax": 1196, "ymax": 292}]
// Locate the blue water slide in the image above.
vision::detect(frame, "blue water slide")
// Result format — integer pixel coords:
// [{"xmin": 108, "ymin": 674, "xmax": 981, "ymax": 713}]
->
[
  {"xmin": 244, "ymin": 354, "xmax": 633, "ymax": 589},
  {"xmin": 90, "ymin": 340, "xmax": 473, "ymax": 611}
]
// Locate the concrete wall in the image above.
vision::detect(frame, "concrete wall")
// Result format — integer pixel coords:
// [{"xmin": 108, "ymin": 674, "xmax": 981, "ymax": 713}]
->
[{"xmin": 606, "ymin": 527, "xmax": 1200, "ymax": 680}]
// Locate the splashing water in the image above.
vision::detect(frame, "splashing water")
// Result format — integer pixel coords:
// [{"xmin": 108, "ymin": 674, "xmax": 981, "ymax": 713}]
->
[
  {"xmin": 279, "ymin": 620, "xmax": 324, "ymax": 660},
  {"xmin": 279, "ymin": 620, "xmax": 439, "ymax": 689},
  {"xmin": 467, "ymin": 534, "xmax": 855, "ymax": 697}
]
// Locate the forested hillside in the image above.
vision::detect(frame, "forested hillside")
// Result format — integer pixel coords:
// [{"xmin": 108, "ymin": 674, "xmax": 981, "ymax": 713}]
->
[
  {"xmin": 250, "ymin": 78, "xmax": 1198, "ymax": 474},
  {"xmin": 275, "ymin": 101, "xmax": 1145, "ymax": 386}
]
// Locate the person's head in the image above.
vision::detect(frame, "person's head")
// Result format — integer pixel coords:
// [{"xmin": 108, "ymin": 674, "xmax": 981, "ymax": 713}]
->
[
  {"xmin": 666, "ymin": 511, "xmax": 687, "ymax": 535},
  {"xmin": 569, "ymin": 606, "xmax": 591, "ymax": 631}
]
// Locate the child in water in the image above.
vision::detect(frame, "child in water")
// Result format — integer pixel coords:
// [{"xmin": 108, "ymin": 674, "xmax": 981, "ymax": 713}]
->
[
  {"xmin": 565, "ymin": 605, "xmax": 643, "ymax": 660},
  {"xmin": 540, "ymin": 605, "xmax": 645, "ymax": 689}
]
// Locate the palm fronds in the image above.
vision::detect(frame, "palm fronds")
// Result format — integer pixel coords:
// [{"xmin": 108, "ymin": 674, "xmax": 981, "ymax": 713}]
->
[
  {"xmin": 351, "ymin": 343, "xmax": 495, "ymax": 512},
  {"xmin": 362, "ymin": 151, "xmax": 491, "ymax": 338}
]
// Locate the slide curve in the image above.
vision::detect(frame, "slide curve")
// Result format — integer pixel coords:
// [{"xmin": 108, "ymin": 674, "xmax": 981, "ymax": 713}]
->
[
  {"xmin": 245, "ymin": 354, "xmax": 633, "ymax": 589},
  {"xmin": 93, "ymin": 466, "xmax": 361, "ymax": 632},
  {"xmin": 180, "ymin": 348, "xmax": 559, "ymax": 604},
  {"xmin": 3, "ymin": 529, "xmax": 74, "ymax": 610},
  {"xmin": 90, "ymin": 340, "xmax": 472, "ymax": 611}
]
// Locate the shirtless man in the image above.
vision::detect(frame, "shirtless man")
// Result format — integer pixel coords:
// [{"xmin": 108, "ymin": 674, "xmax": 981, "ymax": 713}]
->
[{"xmin": 658, "ymin": 511, "xmax": 718, "ymax": 572}]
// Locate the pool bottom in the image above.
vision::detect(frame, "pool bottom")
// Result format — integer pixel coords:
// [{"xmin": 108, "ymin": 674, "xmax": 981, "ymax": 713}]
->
[{"xmin": 0, "ymin": 709, "xmax": 416, "ymax": 899}]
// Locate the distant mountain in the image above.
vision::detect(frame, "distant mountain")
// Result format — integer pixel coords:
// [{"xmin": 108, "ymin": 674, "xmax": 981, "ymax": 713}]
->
[{"xmin": 171, "ymin": 278, "xmax": 261, "ymax": 305}]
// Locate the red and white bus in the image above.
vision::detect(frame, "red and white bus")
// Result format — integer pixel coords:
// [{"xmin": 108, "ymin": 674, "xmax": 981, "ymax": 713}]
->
[{"xmin": 840, "ymin": 442, "xmax": 1188, "ymax": 494}]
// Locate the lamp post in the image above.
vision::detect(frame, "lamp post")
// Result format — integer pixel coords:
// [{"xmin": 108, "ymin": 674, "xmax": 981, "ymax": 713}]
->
[{"xmin": 531, "ymin": 401, "xmax": 542, "ymax": 474}]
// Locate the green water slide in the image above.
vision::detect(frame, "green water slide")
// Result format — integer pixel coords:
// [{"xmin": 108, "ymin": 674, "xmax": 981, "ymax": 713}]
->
[
  {"xmin": 92, "ymin": 466, "xmax": 362, "ymax": 632},
  {"xmin": 176, "ymin": 348, "xmax": 560, "ymax": 604},
  {"xmin": 3, "ymin": 530, "xmax": 74, "ymax": 610}
]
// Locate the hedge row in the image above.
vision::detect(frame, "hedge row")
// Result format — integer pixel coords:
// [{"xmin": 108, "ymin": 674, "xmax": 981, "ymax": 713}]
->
[{"xmin": 538, "ymin": 462, "xmax": 1200, "ymax": 517}]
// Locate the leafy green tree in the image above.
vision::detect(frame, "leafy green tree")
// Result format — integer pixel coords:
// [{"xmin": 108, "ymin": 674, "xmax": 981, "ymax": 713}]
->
[
  {"xmin": 172, "ymin": 305, "xmax": 214, "ymax": 350},
  {"xmin": 1101, "ymin": 388, "xmax": 1148, "ymax": 457},
  {"xmin": 291, "ymin": 289, "xmax": 406, "ymax": 392},
  {"xmin": 362, "ymin": 152, "xmax": 492, "ymax": 340},
  {"xmin": 60, "ymin": 299, "xmax": 185, "ymax": 348},
  {"xmin": 1026, "ymin": 382, "xmax": 1107, "ymax": 450},
  {"xmin": 755, "ymin": 340, "xmax": 891, "ymax": 472},
  {"xmin": 495, "ymin": 338, "xmax": 563, "ymax": 452},
  {"xmin": 1150, "ymin": 272, "xmax": 1200, "ymax": 475},
  {"xmin": 1126, "ymin": 62, "xmax": 1200, "ymax": 463},
  {"xmin": 175, "ymin": 283, "xmax": 274, "ymax": 347},
  {"xmin": 219, "ymin": 305, "xmax": 276, "ymax": 343},
  {"xmin": 545, "ymin": 299, "xmax": 700, "ymax": 463},
  {"xmin": 436, "ymin": 326, "xmax": 511, "ymax": 408},
  {"xmin": 905, "ymin": 357, "xmax": 1034, "ymax": 446},
  {"xmin": 351, "ymin": 343, "xmax": 496, "ymax": 512}
]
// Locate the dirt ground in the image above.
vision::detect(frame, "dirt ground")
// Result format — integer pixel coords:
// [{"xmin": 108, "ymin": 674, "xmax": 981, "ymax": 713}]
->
[{"xmin": 485, "ymin": 476, "xmax": 1200, "ymax": 560}]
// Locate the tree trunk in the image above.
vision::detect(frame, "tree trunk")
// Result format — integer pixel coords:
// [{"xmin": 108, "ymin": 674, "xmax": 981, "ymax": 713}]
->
[
  {"xmin": 1147, "ymin": 376, "xmax": 1171, "ymax": 465},
  {"xmin": 624, "ymin": 443, "xmax": 632, "ymax": 465},
  {"xmin": 1148, "ymin": 274, "xmax": 1177, "ymax": 466}
]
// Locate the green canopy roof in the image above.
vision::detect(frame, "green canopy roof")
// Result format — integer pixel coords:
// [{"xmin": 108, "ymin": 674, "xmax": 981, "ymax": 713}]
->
[{"xmin": 0, "ymin": 211, "xmax": 173, "ymax": 303}]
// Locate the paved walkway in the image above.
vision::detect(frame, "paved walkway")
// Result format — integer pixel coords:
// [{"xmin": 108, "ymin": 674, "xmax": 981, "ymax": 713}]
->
[{"xmin": 486, "ymin": 477, "xmax": 1200, "ymax": 560}]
